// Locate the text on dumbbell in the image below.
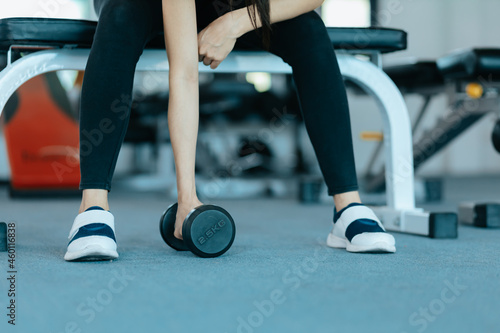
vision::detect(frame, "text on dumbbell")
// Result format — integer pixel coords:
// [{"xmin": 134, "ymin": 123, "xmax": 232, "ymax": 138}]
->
[{"xmin": 198, "ymin": 220, "xmax": 227, "ymax": 245}]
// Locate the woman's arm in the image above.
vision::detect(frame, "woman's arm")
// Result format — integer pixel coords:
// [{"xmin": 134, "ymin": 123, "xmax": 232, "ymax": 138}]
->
[
  {"xmin": 198, "ymin": 0, "xmax": 324, "ymax": 69},
  {"xmin": 232, "ymin": 0, "xmax": 324, "ymax": 36},
  {"xmin": 162, "ymin": 0, "xmax": 200, "ymax": 225}
]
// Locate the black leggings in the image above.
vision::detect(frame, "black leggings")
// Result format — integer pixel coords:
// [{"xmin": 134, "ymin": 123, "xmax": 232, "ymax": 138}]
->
[{"xmin": 79, "ymin": 0, "xmax": 358, "ymax": 196}]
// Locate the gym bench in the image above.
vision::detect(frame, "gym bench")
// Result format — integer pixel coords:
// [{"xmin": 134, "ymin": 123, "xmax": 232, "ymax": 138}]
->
[
  {"xmin": 374, "ymin": 48, "xmax": 500, "ymax": 228},
  {"xmin": 0, "ymin": 17, "xmax": 458, "ymax": 238}
]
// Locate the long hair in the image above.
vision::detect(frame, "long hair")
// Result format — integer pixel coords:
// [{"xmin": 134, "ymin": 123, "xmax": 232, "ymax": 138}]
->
[{"xmin": 230, "ymin": 0, "xmax": 272, "ymax": 49}]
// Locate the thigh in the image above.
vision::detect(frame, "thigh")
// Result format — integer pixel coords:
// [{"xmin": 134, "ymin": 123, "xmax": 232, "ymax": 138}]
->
[
  {"xmin": 94, "ymin": 0, "xmax": 164, "ymax": 33},
  {"xmin": 237, "ymin": 11, "xmax": 333, "ymax": 64},
  {"xmin": 94, "ymin": 0, "xmax": 227, "ymax": 36}
]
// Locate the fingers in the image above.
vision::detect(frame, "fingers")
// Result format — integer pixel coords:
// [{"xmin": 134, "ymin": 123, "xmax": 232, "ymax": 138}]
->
[
  {"xmin": 174, "ymin": 228, "xmax": 183, "ymax": 240},
  {"xmin": 202, "ymin": 56, "xmax": 212, "ymax": 66},
  {"xmin": 210, "ymin": 61, "xmax": 221, "ymax": 70},
  {"xmin": 198, "ymin": 54, "xmax": 211, "ymax": 65},
  {"xmin": 199, "ymin": 52, "xmax": 222, "ymax": 69},
  {"xmin": 198, "ymin": 32, "xmax": 205, "ymax": 62},
  {"xmin": 198, "ymin": 35, "xmax": 221, "ymax": 69}
]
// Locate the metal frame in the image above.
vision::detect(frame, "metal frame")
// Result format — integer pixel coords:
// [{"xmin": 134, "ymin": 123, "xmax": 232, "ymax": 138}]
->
[
  {"xmin": 0, "ymin": 47, "xmax": 438, "ymax": 236},
  {"xmin": 366, "ymin": 74, "xmax": 500, "ymax": 193}
]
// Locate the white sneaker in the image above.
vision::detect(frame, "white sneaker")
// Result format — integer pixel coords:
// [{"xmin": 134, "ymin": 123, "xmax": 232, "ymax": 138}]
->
[
  {"xmin": 64, "ymin": 207, "xmax": 118, "ymax": 261},
  {"xmin": 326, "ymin": 203, "xmax": 396, "ymax": 253}
]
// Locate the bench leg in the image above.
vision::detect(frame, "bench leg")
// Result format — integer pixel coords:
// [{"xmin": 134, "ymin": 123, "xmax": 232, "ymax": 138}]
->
[
  {"xmin": 0, "ymin": 49, "xmax": 90, "ymax": 115},
  {"xmin": 335, "ymin": 54, "xmax": 457, "ymax": 238}
]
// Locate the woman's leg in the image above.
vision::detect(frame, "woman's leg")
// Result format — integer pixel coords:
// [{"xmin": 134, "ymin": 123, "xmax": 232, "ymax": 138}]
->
[
  {"xmin": 78, "ymin": 0, "xmax": 163, "ymax": 213},
  {"xmin": 236, "ymin": 12, "xmax": 395, "ymax": 252},
  {"xmin": 236, "ymin": 11, "xmax": 359, "ymax": 211},
  {"xmin": 66, "ymin": 0, "xmax": 165, "ymax": 261}
]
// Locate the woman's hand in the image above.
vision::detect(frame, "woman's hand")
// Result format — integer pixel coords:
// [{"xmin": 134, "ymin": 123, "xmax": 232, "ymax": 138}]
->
[{"xmin": 198, "ymin": 14, "xmax": 241, "ymax": 70}]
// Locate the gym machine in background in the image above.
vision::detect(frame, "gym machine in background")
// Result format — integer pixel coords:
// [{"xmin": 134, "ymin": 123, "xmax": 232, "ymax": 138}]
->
[{"xmin": 379, "ymin": 48, "xmax": 500, "ymax": 229}]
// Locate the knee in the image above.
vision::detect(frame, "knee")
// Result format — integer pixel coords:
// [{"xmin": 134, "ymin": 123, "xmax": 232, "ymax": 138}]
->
[
  {"xmin": 97, "ymin": 0, "xmax": 150, "ymax": 38},
  {"xmin": 276, "ymin": 12, "xmax": 333, "ymax": 64},
  {"xmin": 293, "ymin": 11, "xmax": 327, "ymax": 36}
]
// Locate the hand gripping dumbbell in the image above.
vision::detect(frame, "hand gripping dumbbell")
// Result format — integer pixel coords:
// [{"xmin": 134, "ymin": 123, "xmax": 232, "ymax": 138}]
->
[{"xmin": 159, "ymin": 203, "xmax": 236, "ymax": 258}]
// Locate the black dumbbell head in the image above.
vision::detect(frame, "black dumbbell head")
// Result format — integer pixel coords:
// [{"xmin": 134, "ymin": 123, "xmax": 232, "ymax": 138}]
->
[
  {"xmin": 159, "ymin": 203, "xmax": 189, "ymax": 251},
  {"xmin": 182, "ymin": 205, "xmax": 236, "ymax": 258}
]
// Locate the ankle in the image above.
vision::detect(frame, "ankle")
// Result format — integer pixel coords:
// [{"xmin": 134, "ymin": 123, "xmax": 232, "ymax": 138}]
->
[
  {"xmin": 80, "ymin": 189, "xmax": 109, "ymax": 213},
  {"xmin": 333, "ymin": 191, "xmax": 361, "ymax": 212},
  {"xmin": 79, "ymin": 202, "xmax": 109, "ymax": 214}
]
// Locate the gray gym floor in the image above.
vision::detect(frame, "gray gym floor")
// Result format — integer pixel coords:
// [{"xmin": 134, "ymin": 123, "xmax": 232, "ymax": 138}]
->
[{"xmin": 0, "ymin": 176, "xmax": 499, "ymax": 333}]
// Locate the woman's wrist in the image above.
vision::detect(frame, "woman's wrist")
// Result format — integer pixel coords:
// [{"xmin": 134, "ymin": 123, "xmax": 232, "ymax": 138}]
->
[
  {"xmin": 221, "ymin": 8, "xmax": 253, "ymax": 38},
  {"xmin": 178, "ymin": 187, "xmax": 198, "ymax": 205}
]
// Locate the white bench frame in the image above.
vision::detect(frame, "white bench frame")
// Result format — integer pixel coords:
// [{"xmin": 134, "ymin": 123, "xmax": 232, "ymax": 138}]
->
[{"xmin": 0, "ymin": 47, "xmax": 438, "ymax": 237}]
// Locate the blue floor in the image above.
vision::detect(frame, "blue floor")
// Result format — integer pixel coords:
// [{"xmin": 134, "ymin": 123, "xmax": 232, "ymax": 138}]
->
[{"xmin": 0, "ymin": 178, "xmax": 499, "ymax": 333}]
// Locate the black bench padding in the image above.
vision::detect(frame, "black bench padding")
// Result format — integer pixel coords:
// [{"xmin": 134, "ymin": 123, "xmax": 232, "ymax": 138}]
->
[
  {"xmin": 0, "ymin": 18, "xmax": 97, "ymax": 50},
  {"xmin": 437, "ymin": 48, "xmax": 500, "ymax": 80},
  {"xmin": 384, "ymin": 61, "xmax": 444, "ymax": 91},
  {"xmin": 0, "ymin": 17, "xmax": 407, "ymax": 53},
  {"xmin": 326, "ymin": 27, "xmax": 406, "ymax": 54},
  {"xmin": 384, "ymin": 48, "xmax": 500, "ymax": 92}
]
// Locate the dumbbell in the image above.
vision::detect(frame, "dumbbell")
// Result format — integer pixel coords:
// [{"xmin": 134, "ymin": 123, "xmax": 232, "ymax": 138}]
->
[{"xmin": 159, "ymin": 203, "xmax": 236, "ymax": 258}]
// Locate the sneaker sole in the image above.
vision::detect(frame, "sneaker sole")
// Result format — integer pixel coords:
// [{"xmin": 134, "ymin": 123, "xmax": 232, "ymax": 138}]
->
[
  {"xmin": 326, "ymin": 233, "xmax": 396, "ymax": 253},
  {"xmin": 64, "ymin": 245, "xmax": 118, "ymax": 262},
  {"xmin": 326, "ymin": 233, "xmax": 347, "ymax": 249},
  {"xmin": 347, "ymin": 242, "xmax": 396, "ymax": 253}
]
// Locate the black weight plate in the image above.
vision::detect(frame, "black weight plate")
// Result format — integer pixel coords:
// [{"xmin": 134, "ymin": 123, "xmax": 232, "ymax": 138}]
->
[
  {"xmin": 183, "ymin": 205, "xmax": 236, "ymax": 258},
  {"xmin": 159, "ymin": 203, "xmax": 189, "ymax": 251}
]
